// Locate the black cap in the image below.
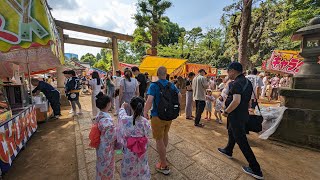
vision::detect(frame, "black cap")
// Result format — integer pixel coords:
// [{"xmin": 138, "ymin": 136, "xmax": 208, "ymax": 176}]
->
[
  {"xmin": 227, "ymin": 62, "xmax": 243, "ymax": 72},
  {"xmin": 199, "ymin": 69, "xmax": 207, "ymax": 75}
]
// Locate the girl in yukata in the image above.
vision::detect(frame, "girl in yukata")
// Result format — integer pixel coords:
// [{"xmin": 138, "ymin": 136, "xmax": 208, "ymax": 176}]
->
[
  {"xmin": 117, "ymin": 96, "xmax": 151, "ymax": 180},
  {"xmin": 94, "ymin": 92, "xmax": 116, "ymax": 180}
]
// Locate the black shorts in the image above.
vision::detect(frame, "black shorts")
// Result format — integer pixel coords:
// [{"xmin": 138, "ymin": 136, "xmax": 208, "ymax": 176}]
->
[{"xmin": 67, "ymin": 93, "xmax": 79, "ymax": 101}]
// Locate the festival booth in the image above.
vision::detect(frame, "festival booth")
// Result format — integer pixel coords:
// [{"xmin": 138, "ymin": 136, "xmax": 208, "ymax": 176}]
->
[
  {"xmin": 185, "ymin": 63, "xmax": 217, "ymax": 77},
  {"xmin": 0, "ymin": 0, "xmax": 63, "ymax": 174},
  {"xmin": 139, "ymin": 56, "xmax": 187, "ymax": 81},
  {"xmin": 119, "ymin": 62, "xmax": 136, "ymax": 74},
  {"xmin": 87, "ymin": 67, "xmax": 107, "ymax": 77}
]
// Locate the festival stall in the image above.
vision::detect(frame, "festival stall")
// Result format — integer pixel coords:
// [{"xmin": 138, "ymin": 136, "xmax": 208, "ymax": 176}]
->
[
  {"xmin": 262, "ymin": 50, "xmax": 304, "ymax": 75},
  {"xmin": 185, "ymin": 63, "xmax": 217, "ymax": 77},
  {"xmin": 0, "ymin": 0, "xmax": 63, "ymax": 174},
  {"xmin": 139, "ymin": 56, "xmax": 187, "ymax": 79},
  {"xmin": 119, "ymin": 62, "xmax": 136, "ymax": 73},
  {"xmin": 87, "ymin": 67, "xmax": 107, "ymax": 77}
]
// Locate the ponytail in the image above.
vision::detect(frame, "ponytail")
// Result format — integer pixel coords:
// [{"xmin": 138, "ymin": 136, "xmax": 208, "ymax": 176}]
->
[
  {"xmin": 125, "ymin": 73, "xmax": 131, "ymax": 82},
  {"xmin": 130, "ymin": 96, "xmax": 145, "ymax": 126},
  {"xmin": 133, "ymin": 103, "xmax": 143, "ymax": 125}
]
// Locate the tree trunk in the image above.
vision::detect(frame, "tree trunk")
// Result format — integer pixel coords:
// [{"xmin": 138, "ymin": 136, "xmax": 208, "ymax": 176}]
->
[
  {"xmin": 238, "ymin": 0, "xmax": 253, "ymax": 70},
  {"xmin": 151, "ymin": 29, "xmax": 158, "ymax": 56}
]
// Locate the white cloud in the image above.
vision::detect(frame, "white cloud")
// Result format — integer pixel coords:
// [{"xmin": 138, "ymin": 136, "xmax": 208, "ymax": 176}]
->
[{"xmin": 47, "ymin": 0, "xmax": 137, "ymax": 58}]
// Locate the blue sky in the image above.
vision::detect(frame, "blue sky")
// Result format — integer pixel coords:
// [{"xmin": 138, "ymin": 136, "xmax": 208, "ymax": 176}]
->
[
  {"xmin": 167, "ymin": 0, "xmax": 233, "ymax": 30},
  {"xmin": 48, "ymin": 0, "xmax": 234, "ymax": 57}
]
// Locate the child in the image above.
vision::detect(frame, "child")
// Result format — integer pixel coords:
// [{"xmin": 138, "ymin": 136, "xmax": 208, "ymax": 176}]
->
[
  {"xmin": 205, "ymin": 89, "xmax": 215, "ymax": 121},
  {"xmin": 94, "ymin": 92, "xmax": 116, "ymax": 180},
  {"xmin": 117, "ymin": 97, "xmax": 151, "ymax": 180},
  {"xmin": 266, "ymin": 84, "xmax": 272, "ymax": 102},
  {"xmin": 214, "ymin": 95, "xmax": 223, "ymax": 124}
]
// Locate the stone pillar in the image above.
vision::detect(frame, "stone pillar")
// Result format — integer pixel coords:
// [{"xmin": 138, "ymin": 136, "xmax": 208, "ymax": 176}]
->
[
  {"xmin": 112, "ymin": 36, "xmax": 119, "ymax": 75},
  {"xmin": 57, "ymin": 26, "xmax": 69, "ymax": 106},
  {"xmin": 272, "ymin": 17, "xmax": 320, "ymax": 149}
]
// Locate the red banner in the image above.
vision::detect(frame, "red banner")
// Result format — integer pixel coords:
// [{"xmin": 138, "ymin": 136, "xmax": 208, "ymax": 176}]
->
[
  {"xmin": 0, "ymin": 105, "xmax": 37, "ymax": 174},
  {"xmin": 266, "ymin": 50, "xmax": 304, "ymax": 74}
]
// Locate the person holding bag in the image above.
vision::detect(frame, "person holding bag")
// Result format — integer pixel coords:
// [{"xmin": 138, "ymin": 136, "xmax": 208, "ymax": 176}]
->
[
  {"xmin": 218, "ymin": 62, "xmax": 264, "ymax": 180},
  {"xmin": 91, "ymin": 92, "xmax": 116, "ymax": 180}
]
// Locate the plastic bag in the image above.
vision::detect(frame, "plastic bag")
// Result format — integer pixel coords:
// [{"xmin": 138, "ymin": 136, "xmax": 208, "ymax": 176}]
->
[{"xmin": 89, "ymin": 123, "xmax": 101, "ymax": 148}]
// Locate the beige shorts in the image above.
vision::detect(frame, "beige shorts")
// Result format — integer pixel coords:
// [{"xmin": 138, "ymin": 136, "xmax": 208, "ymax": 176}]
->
[{"xmin": 151, "ymin": 116, "xmax": 172, "ymax": 140}]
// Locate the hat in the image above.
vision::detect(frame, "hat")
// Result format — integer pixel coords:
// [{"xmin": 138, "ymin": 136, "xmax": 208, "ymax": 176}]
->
[
  {"xmin": 199, "ymin": 69, "xmax": 207, "ymax": 75},
  {"xmin": 227, "ymin": 62, "xmax": 243, "ymax": 72}
]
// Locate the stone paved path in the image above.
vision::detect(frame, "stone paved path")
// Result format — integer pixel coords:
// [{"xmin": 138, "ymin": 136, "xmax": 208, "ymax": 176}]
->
[{"xmin": 75, "ymin": 95, "xmax": 320, "ymax": 180}]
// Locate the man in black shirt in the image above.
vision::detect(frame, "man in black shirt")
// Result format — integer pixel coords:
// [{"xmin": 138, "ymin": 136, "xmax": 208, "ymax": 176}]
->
[
  {"xmin": 218, "ymin": 62, "xmax": 263, "ymax": 180},
  {"xmin": 31, "ymin": 78, "xmax": 61, "ymax": 119},
  {"xmin": 131, "ymin": 67, "xmax": 147, "ymax": 98}
]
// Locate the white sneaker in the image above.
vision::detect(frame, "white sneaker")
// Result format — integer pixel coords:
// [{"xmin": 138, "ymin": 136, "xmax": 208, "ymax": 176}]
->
[{"xmin": 69, "ymin": 110, "xmax": 74, "ymax": 114}]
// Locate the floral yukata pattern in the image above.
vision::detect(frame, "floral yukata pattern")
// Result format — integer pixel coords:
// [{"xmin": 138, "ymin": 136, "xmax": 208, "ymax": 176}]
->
[
  {"xmin": 117, "ymin": 108, "xmax": 151, "ymax": 180},
  {"xmin": 95, "ymin": 111, "xmax": 116, "ymax": 180}
]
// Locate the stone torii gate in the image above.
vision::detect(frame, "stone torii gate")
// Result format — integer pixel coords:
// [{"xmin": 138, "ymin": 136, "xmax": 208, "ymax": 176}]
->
[{"xmin": 54, "ymin": 20, "xmax": 133, "ymax": 105}]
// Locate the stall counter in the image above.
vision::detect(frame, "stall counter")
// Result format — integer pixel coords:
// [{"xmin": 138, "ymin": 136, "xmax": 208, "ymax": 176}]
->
[{"xmin": 0, "ymin": 105, "xmax": 37, "ymax": 175}]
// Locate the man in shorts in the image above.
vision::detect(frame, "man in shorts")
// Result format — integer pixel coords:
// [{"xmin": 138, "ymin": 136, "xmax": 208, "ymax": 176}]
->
[{"xmin": 144, "ymin": 66, "xmax": 182, "ymax": 175}]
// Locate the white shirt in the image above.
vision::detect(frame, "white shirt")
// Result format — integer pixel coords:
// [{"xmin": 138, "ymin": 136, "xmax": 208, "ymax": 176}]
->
[
  {"xmin": 89, "ymin": 78, "xmax": 103, "ymax": 95},
  {"xmin": 246, "ymin": 74, "xmax": 263, "ymax": 99},
  {"xmin": 114, "ymin": 76, "xmax": 122, "ymax": 89}
]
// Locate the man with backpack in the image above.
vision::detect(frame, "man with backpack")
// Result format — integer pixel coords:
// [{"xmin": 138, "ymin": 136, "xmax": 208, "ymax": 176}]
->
[{"xmin": 144, "ymin": 66, "xmax": 182, "ymax": 175}]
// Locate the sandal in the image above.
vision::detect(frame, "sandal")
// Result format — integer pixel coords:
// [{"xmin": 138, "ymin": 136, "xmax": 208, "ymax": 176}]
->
[{"xmin": 156, "ymin": 162, "xmax": 170, "ymax": 175}]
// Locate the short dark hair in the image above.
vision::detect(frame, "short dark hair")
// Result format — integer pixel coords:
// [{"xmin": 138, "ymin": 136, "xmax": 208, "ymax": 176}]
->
[
  {"xmin": 131, "ymin": 66, "xmax": 140, "ymax": 72},
  {"xmin": 69, "ymin": 70, "xmax": 76, "ymax": 76},
  {"xmin": 251, "ymin": 68, "xmax": 258, "ymax": 75},
  {"xmin": 188, "ymin": 72, "xmax": 195, "ymax": 78},
  {"xmin": 116, "ymin": 70, "xmax": 121, "ymax": 75},
  {"xmin": 95, "ymin": 92, "xmax": 111, "ymax": 110},
  {"xmin": 62, "ymin": 70, "xmax": 71, "ymax": 74}
]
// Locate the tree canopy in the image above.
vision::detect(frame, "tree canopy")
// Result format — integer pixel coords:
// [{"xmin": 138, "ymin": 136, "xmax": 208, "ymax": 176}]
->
[{"xmin": 79, "ymin": 0, "xmax": 319, "ymax": 72}]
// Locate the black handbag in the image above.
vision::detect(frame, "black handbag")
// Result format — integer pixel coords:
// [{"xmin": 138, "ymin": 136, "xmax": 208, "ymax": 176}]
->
[{"xmin": 246, "ymin": 85, "xmax": 263, "ymax": 133}]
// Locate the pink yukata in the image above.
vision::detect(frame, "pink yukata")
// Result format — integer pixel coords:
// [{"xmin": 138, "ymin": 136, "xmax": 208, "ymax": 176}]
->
[
  {"xmin": 95, "ymin": 111, "xmax": 116, "ymax": 180},
  {"xmin": 117, "ymin": 108, "xmax": 151, "ymax": 180}
]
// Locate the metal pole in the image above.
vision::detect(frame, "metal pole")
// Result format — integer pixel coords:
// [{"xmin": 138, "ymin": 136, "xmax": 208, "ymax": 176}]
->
[{"xmin": 26, "ymin": 50, "xmax": 32, "ymax": 95}]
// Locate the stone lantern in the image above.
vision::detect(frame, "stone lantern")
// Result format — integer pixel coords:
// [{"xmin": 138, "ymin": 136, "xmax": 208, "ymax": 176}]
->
[{"xmin": 272, "ymin": 17, "xmax": 320, "ymax": 149}]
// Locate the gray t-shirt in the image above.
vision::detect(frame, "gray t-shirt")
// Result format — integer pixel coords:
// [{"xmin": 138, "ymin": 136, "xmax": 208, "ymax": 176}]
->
[{"xmin": 192, "ymin": 75, "xmax": 208, "ymax": 101}]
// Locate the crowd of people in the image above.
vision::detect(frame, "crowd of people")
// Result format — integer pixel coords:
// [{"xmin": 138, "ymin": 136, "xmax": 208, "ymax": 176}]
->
[
  {"xmin": 28, "ymin": 63, "xmax": 294, "ymax": 180},
  {"xmin": 86, "ymin": 63, "xmax": 269, "ymax": 180}
]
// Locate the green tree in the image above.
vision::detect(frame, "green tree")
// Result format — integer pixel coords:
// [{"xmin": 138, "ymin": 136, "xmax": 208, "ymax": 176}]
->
[
  {"xmin": 80, "ymin": 53, "xmax": 97, "ymax": 66},
  {"xmin": 159, "ymin": 17, "xmax": 186, "ymax": 46},
  {"xmin": 96, "ymin": 53, "xmax": 102, "ymax": 60},
  {"xmin": 93, "ymin": 49, "xmax": 112, "ymax": 71},
  {"xmin": 133, "ymin": 0, "xmax": 172, "ymax": 56}
]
